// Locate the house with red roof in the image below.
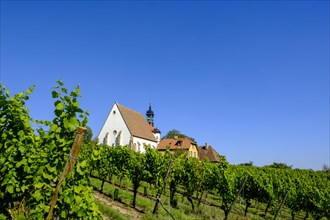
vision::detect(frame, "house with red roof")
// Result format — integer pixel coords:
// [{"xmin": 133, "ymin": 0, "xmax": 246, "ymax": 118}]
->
[
  {"xmin": 197, "ymin": 143, "xmax": 221, "ymax": 163},
  {"xmin": 157, "ymin": 137, "xmax": 199, "ymax": 158}
]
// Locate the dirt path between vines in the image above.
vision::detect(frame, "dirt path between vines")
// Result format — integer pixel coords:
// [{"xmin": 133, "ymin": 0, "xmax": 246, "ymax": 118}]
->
[{"xmin": 94, "ymin": 191, "xmax": 142, "ymax": 220}]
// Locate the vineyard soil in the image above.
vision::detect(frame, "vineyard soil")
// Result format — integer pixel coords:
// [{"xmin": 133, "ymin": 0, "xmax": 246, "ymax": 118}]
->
[{"xmin": 94, "ymin": 191, "xmax": 142, "ymax": 220}]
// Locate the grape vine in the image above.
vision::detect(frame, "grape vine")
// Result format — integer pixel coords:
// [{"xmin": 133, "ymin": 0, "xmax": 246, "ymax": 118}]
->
[{"xmin": 0, "ymin": 81, "xmax": 102, "ymax": 219}]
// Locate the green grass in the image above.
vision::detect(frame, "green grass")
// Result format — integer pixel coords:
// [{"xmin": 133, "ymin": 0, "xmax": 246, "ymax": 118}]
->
[{"xmin": 90, "ymin": 175, "xmax": 324, "ymax": 220}]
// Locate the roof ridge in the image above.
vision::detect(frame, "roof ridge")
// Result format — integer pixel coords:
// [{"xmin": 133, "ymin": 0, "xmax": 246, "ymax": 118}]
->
[{"xmin": 116, "ymin": 103, "xmax": 157, "ymax": 142}]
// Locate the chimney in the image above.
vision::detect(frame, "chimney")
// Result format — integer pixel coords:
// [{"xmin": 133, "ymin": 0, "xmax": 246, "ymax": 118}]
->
[{"xmin": 205, "ymin": 143, "xmax": 209, "ymax": 150}]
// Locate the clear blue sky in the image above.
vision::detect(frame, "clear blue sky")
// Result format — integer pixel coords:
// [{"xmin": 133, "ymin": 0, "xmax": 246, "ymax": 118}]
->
[{"xmin": 1, "ymin": 0, "xmax": 329, "ymax": 170}]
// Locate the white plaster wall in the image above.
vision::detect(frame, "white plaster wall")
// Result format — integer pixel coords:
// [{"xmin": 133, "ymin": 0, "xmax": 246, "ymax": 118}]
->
[
  {"xmin": 153, "ymin": 133, "xmax": 161, "ymax": 143},
  {"xmin": 97, "ymin": 103, "xmax": 131, "ymax": 146},
  {"xmin": 132, "ymin": 136, "xmax": 157, "ymax": 153}
]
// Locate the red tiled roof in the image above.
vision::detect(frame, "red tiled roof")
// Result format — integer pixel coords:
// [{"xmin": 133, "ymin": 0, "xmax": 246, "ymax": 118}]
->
[
  {"xmin": 116, "ymin": 103, "xmax": 157, "ymax": 142},
  {"xmin": 157, "ymin": 138, "xmax": 194, "ymax": 150},
  {"xmin": 147, "ymin": 123, "xmax": 155, "ymax": 132},
  {"xmin": 197, "ymin": 145, "xmax": 220, "ymax": 162}
]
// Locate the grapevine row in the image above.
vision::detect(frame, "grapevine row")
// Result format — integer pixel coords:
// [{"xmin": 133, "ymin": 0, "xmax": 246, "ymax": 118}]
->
[{"xmin": 87, "ymin": 144, "xmax": 330, "ymax": 220}]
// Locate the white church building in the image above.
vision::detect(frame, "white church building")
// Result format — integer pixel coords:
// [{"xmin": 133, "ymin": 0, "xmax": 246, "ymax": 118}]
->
[{"xmin": 97, "ymin": 102, "xmax": 161, "ymax": 153}]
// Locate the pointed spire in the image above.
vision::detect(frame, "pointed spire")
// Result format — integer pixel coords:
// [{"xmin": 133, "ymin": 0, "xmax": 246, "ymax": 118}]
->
[{"xmin": 146, "ymin": 103, "xmax": 154, "ymax": 126}]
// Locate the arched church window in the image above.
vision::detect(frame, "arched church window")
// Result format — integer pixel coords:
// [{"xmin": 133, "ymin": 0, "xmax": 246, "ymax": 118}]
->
[{"xmin": 103, "ymin": 132, "xmax": 109, "ymax": 145}]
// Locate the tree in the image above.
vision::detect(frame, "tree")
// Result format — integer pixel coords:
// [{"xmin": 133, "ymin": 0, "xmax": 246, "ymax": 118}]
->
[
  {"xmin": 84, "ymin": 126, "xmax": 93, "ymax": 142},
  {"xmin": 265, "ymin": 162, "xmax": 292, "ymax": 169},
  {"xmin": 322, "ymin": 164, "xmax": 330, "ymax": 172},
  {"xmin": 238, "ymin": 161, "xmax": 253, "ymax": 166},
  {"xmin": 162, "ymin": 129, "xmax": 197, "ymax": 144}
]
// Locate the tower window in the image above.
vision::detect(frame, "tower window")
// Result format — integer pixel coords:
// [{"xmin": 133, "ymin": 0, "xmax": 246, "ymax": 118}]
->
[{"xmin": 113, "ymin": 110, "xmax": 116, "ymax": 115}]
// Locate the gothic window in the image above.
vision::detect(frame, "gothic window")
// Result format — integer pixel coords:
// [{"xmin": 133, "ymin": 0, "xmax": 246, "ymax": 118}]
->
[
  {"xmin": 117, "ymin": 131, "xmax": 121, "ymax": 146},
  {"xmin": 103, "ymin": 132, "xmax": 109, "ymax": 145}
]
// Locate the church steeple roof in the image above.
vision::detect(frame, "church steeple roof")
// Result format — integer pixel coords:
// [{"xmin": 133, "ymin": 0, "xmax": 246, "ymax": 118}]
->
[
  {"xmin": 145, "ymin": 103, "xmax": 161, "ymax": 134},
  {"xmin": 146, "ymin": 104, "xmax": 154, "ymax": 117},
  {"xmin": 146, "ymin": 103, "xmax": 154, "ymax": 126}
]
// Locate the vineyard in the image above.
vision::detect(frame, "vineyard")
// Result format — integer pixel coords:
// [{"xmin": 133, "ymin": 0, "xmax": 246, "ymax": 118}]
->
[
  {"xmin": 1, "ymin": 82, "xmax": 329, "ymax": 220},
  {"xmin": 86, "ymin": 145, "xmax": 330, "ymax": 220}
]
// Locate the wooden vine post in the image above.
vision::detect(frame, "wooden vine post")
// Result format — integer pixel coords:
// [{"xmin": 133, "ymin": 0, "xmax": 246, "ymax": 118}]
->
[
  {"xmin": 224, "ymin": 175, "xmax": 249, "ymax": 220},
  {"xmin": 153, "ymin": 159, "xmax": 173, "ymax": 214},
  {"xmin": 46, "ymin": 127, "xmax": 87, "ymax": 220},
  {"xmin": 273, "ymin": 190, "xmax": 289, "ymax": 220}
]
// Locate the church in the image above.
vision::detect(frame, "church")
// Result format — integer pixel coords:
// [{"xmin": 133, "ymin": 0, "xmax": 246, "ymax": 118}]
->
[{"xmin": 97, "ymin": 102, "xmax": 161, "ymax": 153}]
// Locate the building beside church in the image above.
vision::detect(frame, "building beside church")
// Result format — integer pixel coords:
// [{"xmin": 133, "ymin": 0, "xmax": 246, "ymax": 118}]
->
[
  {"xmin": 157, "ymin": 137, "xmax": 199, "ymax": 158},
  {"xmin": 97, "ymin": 102, "xmax": 161, "ymax": 153},
  {"xmin": 197, "ymin": 143, "xmax": 221, "ymax": 162}
]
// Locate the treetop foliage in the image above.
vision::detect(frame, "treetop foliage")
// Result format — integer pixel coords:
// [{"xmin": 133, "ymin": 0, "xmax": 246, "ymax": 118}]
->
[
  {"xmin": 162, "ymin": 129, "xmax": 197, "ymax": 145},
  {"xmin": 84, "ymin": 126, "xmax": 93, "ymax": 142},
  {"xmin": 264, "ymin": 162, "xmax": 293, "ymax": 169}
]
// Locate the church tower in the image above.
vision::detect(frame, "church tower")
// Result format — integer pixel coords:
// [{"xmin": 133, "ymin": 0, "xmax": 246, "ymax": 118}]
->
[
  {"xmin": 146, "ymin": 104, "xmax": 154, "ymax": 126},
  {"xmin": 146, "ymin": 103, "xmax": 161, "ymax": 143}
]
